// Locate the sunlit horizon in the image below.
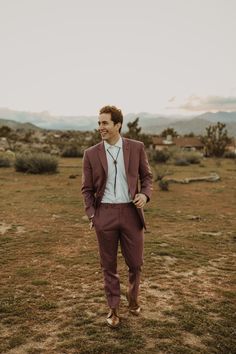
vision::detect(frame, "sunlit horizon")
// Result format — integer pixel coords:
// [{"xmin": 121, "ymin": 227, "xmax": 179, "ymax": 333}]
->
[{"xmin": 1, "ymin": 0, "xmax": 236, "ymax": 117}]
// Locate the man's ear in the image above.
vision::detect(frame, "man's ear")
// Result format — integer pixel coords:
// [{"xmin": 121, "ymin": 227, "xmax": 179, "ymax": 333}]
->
[{"xmin": 116, "ymin": 122, "xmax": 121, "ymax": 131}]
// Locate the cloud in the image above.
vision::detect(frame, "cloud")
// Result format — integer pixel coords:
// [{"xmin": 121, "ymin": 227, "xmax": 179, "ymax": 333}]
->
[
  {"xmin": 168, "ymin": 96, "xmax": 176, "ymax": 103},
  {"xmin": 177, "ymin": 95, "xmax": 236, "ymax": 112}
]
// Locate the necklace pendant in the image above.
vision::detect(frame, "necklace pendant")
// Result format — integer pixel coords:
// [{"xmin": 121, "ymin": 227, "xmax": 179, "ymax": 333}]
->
[{"xmin": 114, "ymin": 161, "xmax": 117, "ymax": 165}]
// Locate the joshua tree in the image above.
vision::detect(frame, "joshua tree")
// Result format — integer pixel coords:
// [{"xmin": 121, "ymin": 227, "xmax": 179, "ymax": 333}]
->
[
  {"xmin": 160, "ymin": 127, "xmax": 178, "ymax": 138},
  {"xmin": 0, "ymin": 125, "xmax": 12, "ymax": 137},
  {"xmin": 124, "ymin": 117, "xmax": 152, "ymax": 147},
  {"xmin": 125, "ymin": 117, "xmax": 142, "ymax": 139},
  {"xmin": 202, "ymin": 122, "xmax": 230, "ymax": 157}
]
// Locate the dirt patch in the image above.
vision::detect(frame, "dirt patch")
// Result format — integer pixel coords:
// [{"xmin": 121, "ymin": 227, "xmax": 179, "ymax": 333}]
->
[{"xmin": 0, "ymin": 157, "xmax": 236, "ymax": 353}]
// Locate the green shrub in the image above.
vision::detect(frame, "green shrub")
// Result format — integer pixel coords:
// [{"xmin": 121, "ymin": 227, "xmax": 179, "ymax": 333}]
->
[
  {"xmin": 174, "ymin": 158, "xmax": 190, "ymax": 166},
  {"xmin": 173, "ymin": 151, "xmax": 201, "ymax": 165},
  {"xmin": 159, "ymin": 179, "xmax": 169, "ymax": 191},
  {"xmin": 61, "ymin": 146, "xmax": 83, "ymax": 158},
  {"xmin": 15, "ymin": 153, "xmax": 58, "ymax": 174},
  {"xmin": 185, "ymin": 152, "xmax": 201, "ymax": 164},
  {"xmin": 215, "ymin": 158, "xmax": 222, "ymax": 167},
  {"xmin": 153, "ymin": 149, "xmax": 170, "ymax": 163},
  {"xmin": 0, "ymin": 155, "xmax": 11, "ymax": 167},
  {"xmin": 224, "ymin": 151, "xmax": 236, "ymax": 159},
  {"xmin": 152, "ymin": 165, "xmax": 173, "ymax": 182}
]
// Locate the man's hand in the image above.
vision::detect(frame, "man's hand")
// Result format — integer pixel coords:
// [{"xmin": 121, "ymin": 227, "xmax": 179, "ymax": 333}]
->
[
  {"xmin": 133, "ymin": 193, "xmax": 147, "ymax": 208},
  {"xmin": 89, "ymin": 215, "xmax": 94, "ymax": 230}
]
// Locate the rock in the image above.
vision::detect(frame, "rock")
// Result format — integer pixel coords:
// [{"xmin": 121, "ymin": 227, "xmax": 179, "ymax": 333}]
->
[
  {"xmin": 200, "ymin": 231, "xmax": 222, "ymax": 237},
  {"xmin": 52, "ymin": 214, "xmax": 60, "ymax": 219},
  {"xmin": 187, "ymin": 215, "xmax": 201, "ymax": 220},
  {"xmin": 82, "ymin": 215, "xmax": 89, "ymax": 221},
  {"xmin": 50, "ymin": 149, "xmax": 60, "ymax": 155},
  {"xmin": 69, "ymin": 174, "xmax": 79, "ymax": 179},
  {"xmin": 159, "ymin": 243, "xmax": 169, "ymax": 247},
  {"xmin": 0, "ymin": 222, "xmax": 12, "ymax": 235}
]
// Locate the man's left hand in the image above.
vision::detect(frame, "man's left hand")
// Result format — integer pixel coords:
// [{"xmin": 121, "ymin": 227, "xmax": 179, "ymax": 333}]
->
[{"xmin": 133, "ymin": 193, "xmax": 147, "ymax": 208}]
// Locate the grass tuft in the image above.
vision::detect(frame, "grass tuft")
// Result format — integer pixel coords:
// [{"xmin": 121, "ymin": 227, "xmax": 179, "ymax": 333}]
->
[{"xmin": 14, "ymin": 152, "xmax": 58, "ymax": 174}]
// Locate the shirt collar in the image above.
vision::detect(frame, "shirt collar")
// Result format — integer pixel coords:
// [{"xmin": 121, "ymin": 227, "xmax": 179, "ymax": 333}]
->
[{"xmin": 104, "ymin": 136, "xmax": 123, "ymax": 150}]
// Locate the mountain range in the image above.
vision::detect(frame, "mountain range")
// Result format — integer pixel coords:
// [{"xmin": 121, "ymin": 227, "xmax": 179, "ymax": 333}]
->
[
  {"xmin": 0, "ymin": 118, "xmax": 42, "ymax": 131},
  {"xmin": 0, "ymin": 108, "xmax": 236, "ymax": 136}
]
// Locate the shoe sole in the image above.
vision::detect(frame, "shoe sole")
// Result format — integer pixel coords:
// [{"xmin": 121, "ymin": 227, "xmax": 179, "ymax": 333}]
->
[
  {"xmin": 126, "ymin": 292, "xmax": 141, "ymax": 316},
  {"xmin": 129, "ymin": 308, "xmax": 141, "ymax": 316},
  {"xmin": 106, "ymin": 321, "xmax": 120, "ymax": 328}
]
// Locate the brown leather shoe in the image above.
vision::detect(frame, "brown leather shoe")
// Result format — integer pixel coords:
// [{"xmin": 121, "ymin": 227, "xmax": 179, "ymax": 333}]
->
[
  {"xmin": 106, "ymin": 308, "xmax": 120, "ymax": 328},
  {"xmin": 126, "ymin": 291, "xmax": 141, "ymax": 316},
  {"xmin": 129, "ymin": 306, "xmax": 141, "ymax": 316}
]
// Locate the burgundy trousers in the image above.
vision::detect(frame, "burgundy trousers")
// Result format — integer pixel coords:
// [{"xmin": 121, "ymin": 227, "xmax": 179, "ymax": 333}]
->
[{"xmin": 93, "ymin": 202, "xmax": 144, "ymax": 309}]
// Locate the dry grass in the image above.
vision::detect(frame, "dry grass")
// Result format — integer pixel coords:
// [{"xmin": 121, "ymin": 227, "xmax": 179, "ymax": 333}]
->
[{"xmin": 0, "ymin": 157, "xmax": 236, "ymax": 353}]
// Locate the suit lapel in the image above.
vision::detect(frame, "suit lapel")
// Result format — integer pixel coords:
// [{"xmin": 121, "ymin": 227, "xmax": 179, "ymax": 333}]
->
[
  {"xmin": 98, "ymin": 142, "xmax": 108, "ymax": 175},
  {"xmin": 97, "ymin": 138, "xmax": 130, "ymax": 176},
  {"xmin": 122, "ymin": 138, "xmax": 130, "ymax": 177}
]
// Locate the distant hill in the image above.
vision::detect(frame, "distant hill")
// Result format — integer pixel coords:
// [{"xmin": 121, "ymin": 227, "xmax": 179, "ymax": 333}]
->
[
  {"xmin": 140, "ymin": 112, "xmax": 236, "ymax": 136},
  {"xmin": 0, "ymin": 108, "xmax": 185, "ymax": 131},
  {"xmin": 0, "ymin": 107, "xmax": 236, "ymax": 136},
  {"xmin": 142, "ymin": 117, "xmax": 236, "ymax": 136},
  {"xmin": 0, "ymin": 118, "xmax": 42, "ymax": 131},
  {"xmin": 143, "ymin": 118, "xmax": 210, "ymax": 135},
  {"xmin": 195, "ymin": 111, "xmax": 236, "ymax": 123}
]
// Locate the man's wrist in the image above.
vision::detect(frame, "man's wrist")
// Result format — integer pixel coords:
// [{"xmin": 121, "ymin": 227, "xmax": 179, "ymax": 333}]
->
[
  {"xmin": 140, "ymin": 193, "xmax": 147, "ymax": 202},
  {"xmin": 142, "ymin": 193, "xmax": 148, "ymax": 203}
]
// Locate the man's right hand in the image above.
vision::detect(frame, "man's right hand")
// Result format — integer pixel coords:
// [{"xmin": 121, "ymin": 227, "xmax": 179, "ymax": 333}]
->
[
  {"xmin": 89, "ymin": 215, "xmax": 94, "ymax": 230},
  {"xmin": 89, "ymin": 220, "xmax": 94, "ymax": 230}
]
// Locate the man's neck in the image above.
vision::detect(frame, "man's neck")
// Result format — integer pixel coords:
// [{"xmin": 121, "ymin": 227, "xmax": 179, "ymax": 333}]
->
[{"xmin": 105, "ymin": 135, "xmax": 121, "ymax": 146}]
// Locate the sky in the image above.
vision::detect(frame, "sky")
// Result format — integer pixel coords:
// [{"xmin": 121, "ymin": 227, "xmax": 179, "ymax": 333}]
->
[{"xmin": 0, "ymin": 0, "xmax": 236, "ymax": 117}]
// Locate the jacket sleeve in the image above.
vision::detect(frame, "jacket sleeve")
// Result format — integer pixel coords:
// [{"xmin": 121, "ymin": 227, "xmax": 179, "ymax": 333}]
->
[
  {"xmin": 139, "ymin": 143, "xmax": 153, "ymax": 202},
  {"xmin": 81, "ymin": 150, "xmax": 96, "ymax": 218}
]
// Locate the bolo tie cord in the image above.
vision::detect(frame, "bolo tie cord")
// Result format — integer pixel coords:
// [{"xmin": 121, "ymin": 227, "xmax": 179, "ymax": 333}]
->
[{"xmin": 107, "ymin": 147, "xmax": 121, "ymax": 197}]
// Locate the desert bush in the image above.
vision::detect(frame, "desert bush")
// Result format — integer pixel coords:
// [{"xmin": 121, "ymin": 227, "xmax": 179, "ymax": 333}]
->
[
  {"xmin": 172, "ymin": 150, "xmax": 201, "ymax": 165},
  {"xmin": 202, "ymin": 122, "xmax": 230, "ymax": 157},
  {"xmin": 185, "ymin": 152, "xmax": 201, "ymax": 164},
  {"xmin": 15, "ymin": 153, "xmax": 58, "ymax": 174},
  {"xmin": 152, "ymin": 149, "xmax": 170, "ymax": 163},
  {"xmin": 214, "ymin": 158, "xmax": 222, "ymax": 167},
  {"xmin": 42, "ymin": 145, "xmax": 52, "ymax": 154},
  {"xmin": 61, "ymin": 145, "xmax": 83, "ymax": 158},
  {"xmin": 174, "ymin": 158, "xmax": 190, "ymax": 166},
  {"xmin": 158, "ymin": 179, "xmax": 169, "ymax": 191},
  {"xmin": 0, "ymin": 155, "xmax": 11, "ymax": 167},
  {"xmin": 151, "ymin": 165, "xmax": 173, "ymax": 182},
  {"xmin": 224, "ymin": 151, "xmax": 236, "ymax": 159}
]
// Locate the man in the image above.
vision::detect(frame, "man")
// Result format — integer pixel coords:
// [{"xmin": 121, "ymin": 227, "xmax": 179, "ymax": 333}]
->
[{"xmin": 81, "ymin": 105, "xmax": 152, "ymax": 328}]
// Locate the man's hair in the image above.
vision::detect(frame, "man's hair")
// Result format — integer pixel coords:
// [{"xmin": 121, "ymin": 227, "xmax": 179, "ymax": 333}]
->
[{"xmin": 99, "ymin": 105, "xmax": 123, "ymax": 132}]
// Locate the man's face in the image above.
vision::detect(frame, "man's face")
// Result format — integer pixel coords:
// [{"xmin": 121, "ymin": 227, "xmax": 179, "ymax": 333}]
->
[{"xmin": 98, "ymin": 113, "xmax": 121, "ymax": 144}]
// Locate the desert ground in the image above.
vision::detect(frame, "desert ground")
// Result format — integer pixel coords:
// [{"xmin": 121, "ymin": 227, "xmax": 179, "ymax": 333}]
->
[{"xmin": 0, "ymin": 157, "xmax": 236, "ymax": 354}]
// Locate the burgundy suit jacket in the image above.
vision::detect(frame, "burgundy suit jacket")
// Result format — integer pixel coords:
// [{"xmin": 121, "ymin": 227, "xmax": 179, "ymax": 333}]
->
[{"xmin": 81, "ymin": 137, "xmax": 152, "ymax": 229}]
